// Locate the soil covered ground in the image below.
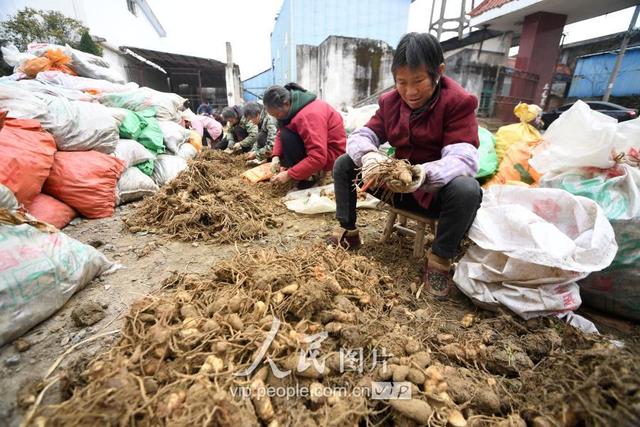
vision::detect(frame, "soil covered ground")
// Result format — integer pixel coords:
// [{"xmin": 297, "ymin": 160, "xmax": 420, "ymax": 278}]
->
[{"xmin": 1, "ymin": 151, "xmax": 639, "ymax": 427}]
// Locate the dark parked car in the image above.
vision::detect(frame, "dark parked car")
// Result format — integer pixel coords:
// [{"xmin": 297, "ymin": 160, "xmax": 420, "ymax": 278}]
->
[{"xmin": 541, "ymin": 101, "xmax": 638, "ymax": 129}]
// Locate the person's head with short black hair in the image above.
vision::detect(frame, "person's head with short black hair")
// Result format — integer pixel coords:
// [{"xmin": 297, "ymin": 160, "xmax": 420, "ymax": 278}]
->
[
  {"xmin": 221, "ymin": 105, "xmax": 242, "ymax": 126},
  {"xmin": 392, "ymin": 32, "xmax": 445, "ymax": 110},
  {"xmin": 262, "ymin": 85, "xmax": 292, "ymax": 120},
  {"xmin": 244, "ymin": 101, "xmax": 264, "ymax": 125},
  {"xmin": 212, "ymin": 111, "xmax": 226, "ymax": 127}
]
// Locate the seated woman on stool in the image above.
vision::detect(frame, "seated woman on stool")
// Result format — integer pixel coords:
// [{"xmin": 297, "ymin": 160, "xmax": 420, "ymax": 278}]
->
[
  {"xmin": 328, "ymin": 32, "xmax": 483, "ymax": 299},
  {"xmin": 263, "ymin": 83, "xmax": 346, "ymax": 189}
]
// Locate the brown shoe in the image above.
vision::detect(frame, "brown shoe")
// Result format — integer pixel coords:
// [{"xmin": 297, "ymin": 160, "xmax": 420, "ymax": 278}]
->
[
  {"xmin": 326, "ymin": 227, "xmax": 362, "ymax": 250},
  {"xmin": 424, "ymin": 250, "xmax": 453, "ymax": 299}
]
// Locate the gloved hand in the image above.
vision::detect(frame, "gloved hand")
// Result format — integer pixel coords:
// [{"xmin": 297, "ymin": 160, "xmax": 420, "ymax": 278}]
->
[
  {"xmin": 231, "ymin": 142, "xmax": 242, "ymax": 152},
  {"xmin": 387, "ymin": 165, "xmax": 427, "ymax": 193},
  {"xmin": 361, "ymin": 151, "xmax": 390, "ymax": 184},
  {"xmin": 270, "ymin": 156, "xmax": 281, "ymax": 174}
]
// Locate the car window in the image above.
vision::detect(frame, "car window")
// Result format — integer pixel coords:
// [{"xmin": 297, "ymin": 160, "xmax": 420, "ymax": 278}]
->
[{"xmin": 587, "ymin": 102, "xmax": 616, "ymax": 110}]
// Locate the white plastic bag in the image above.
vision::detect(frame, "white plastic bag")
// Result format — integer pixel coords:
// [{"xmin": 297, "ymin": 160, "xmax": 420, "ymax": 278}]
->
[
  {"xmin": 15, "ymin": 78, "xmax": 94, "ymax": 102},
  {"xmin": 36, "ymin": 70, "xmax": 138, "ymax": 93},
  {"xmin": 454, "ymin": 245, "xmax": 584, "ymax": 319},
  {"xmin": 40, "ymin": 95, "xmax": 119, "ymax": 153},
  {"xmin": 282, "ymin": 184, "xmax": 380, "ymax": 214},
  {"xmin": 114, "ymin": 139, "xmax": 155, "ymax": 168},
  {"xmin": 108, "ymin": 107, "xmax": 130, "ymax": 126},
  {"xmin": 467, "ymin": 186, "xmax": 617, "ymax": 272},
  {"xmin": 540, "ymin": 164, "xmax": 640, "ymax": 220},
  {"xmin": 152, "ymin": 154, "xmax": 188, "ymax": 186},
  {"xmin": 531, "ymin": 100, "xmax": 619, "ymax": 173},
  {"xmin": 0, "ymin": 223, "xmax": 113, "ymax": 346},
  {"xmin": 341, "ymin": 104, "xmax": 379, "ymax": 134},
  {"xmin": 68, "ymin": 46, "xmax": 126, "ymax": 84},
  {"xmin": 0, "ymin": 82, "xmax": 118, "ymax": 153},
  {"xmin": 453, "ymin": 186, "xmax": 618, "ymax": 320},
  {"xmin": 177, "ymin": 143, "xmax": 198, "ymax": 160},
  {"xmin": 0, "ymin": 44, "xmax": 36, "ymax": 70},
  {"xmin": 26, "ymin": 42, "xmax": 126, "ymax": 84},
  {"xmin": 99, "ymin": 88, "xmax": 186, "ymax": 122},
  {"xmin": 0, "ymin": 83, "xmax": 49, "ymax": 120},
  {"xmin": 0, "ymin": 184, "xmax": 18, "ymax": 211},
  {"xmin": 116, "ymin": 167, "xmax": 159, "ymax": 204},
  {"xmin": 158, "ymin": 120, "xmax": 190, "ymax": 153}
]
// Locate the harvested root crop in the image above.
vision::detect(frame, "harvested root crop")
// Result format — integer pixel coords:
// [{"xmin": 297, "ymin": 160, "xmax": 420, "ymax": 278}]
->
[
  {"xmin": 124, "ymin": 151, "xmax": 285, "ymax": 243},
  {"xmin": 32, "ymin": 242, "xmax": 640, "ymax": 427},
  {"xmin": 359, "ymin": 157, "xmax": 416, "ymax": 201}
]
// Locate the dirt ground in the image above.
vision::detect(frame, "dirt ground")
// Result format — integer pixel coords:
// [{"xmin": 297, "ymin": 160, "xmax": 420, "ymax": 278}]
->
[
  {"xmin": 0, "ymin": 195, "xmax": 388, "ymax": 426},
  {"xmin": 1, "ymin": 153, "xmax": 639, "ymax": 427}
]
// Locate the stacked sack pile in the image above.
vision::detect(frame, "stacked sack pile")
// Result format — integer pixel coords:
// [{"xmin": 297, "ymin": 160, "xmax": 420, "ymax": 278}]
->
[
  {"xmin": 0, "ymin": 43, "xmax": 202, "ymax": 229},
  {"xmin": 529, "ymin": 101, "xmax": 640, "ymax": 322},
  {"xmin": 451, "ymin": 101, "xmax": 640, "ymax": 330}
]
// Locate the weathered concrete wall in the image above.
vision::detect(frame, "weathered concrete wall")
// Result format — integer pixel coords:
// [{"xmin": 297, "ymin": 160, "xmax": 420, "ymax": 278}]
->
[
  {"xmin": 443, "ymin": 33, "xmax": 511, "ymax": 103},
  {"xmin": 297, "ymin": 36, "xmax": 394, "ymax": 109},
  {"xmin": 296, "ymin": 44, "xmax": 319, "ymax": 94}
]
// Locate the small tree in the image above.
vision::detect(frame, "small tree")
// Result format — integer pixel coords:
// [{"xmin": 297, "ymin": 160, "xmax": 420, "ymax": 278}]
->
[
  {"xmin": 0, "ymin": 7, "xmax": 89, "ymax": 51},
  {"xmin": 77, "ymin": 30, "xmax": 102, "ymax": 56}
]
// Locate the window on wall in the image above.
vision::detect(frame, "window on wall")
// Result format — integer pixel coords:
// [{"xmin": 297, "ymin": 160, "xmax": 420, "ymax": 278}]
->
[{"xmin": 126, "ymin": 0, "xmax": 137, "ymax": 16}]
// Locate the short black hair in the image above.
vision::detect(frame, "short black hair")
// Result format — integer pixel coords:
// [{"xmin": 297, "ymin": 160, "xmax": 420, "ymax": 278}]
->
[
  {"xmin": 392, "ymin": 32, "xmax": 444, "ymax": 82},
  {"xmin": 244, "ymin": 101, "xmax": 263, "ymax": 119},
  {"xmin": 221, "ymin": 106, "xmax": 241, "ymax": 120},
  {"xmin": 263, "ymin": 85, "xmax": 291, "ymax": 109}
]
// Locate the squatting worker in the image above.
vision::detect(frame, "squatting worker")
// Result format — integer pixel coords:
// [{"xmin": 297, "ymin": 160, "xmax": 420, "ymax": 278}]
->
[
  {"xmin": 186, "ymin": 114, "xmax": 223, "ymax": 147},
  {"xmin": 243, "ymin": 101, "xmax": 278, "ymax": 166},
  {"xmin": 219, "ymin": 105, "xmax": 258, "ymax": 152},
  {"xmin": 263, "ymin": 83, "xmax": 346, "ymax": 189},
  {"xmin": 328, "ymin": 32, "xmax": 482, "ymax": 299}
]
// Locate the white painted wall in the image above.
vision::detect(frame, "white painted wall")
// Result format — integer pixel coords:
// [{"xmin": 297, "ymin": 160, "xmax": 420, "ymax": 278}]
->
[{"xmin": 0, "ymin": 0, "xmax": 169, "ymax": 53}]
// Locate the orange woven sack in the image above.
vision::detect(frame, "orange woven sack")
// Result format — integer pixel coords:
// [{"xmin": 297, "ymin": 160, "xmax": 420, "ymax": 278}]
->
[
  {"xmin": 45, "ymin": 49, "xmax": 77, "ymax": 75},
  {"xmin": 19, "ymin": 49, "xmax": 76, "ymax": 77},
  {"xmin": 43, "ymin": 151, "xmax": 125, "ymax": 218},
  {"xmin": 188, "ymin": 130, "xmax": 203, "ymax": 151},
  {"xmin": 25, "ymin": 193, "xmax": 77, "ymax": 229},
  {"xmin": 0, "ymin": 118, "xmax": 57, "ymax": 205},
  {"xmin": 242, "ymin": 163, "xmax": 274, "ymax": 183},
  {"xmin": 485, "ymin": 140, "xmax": 542, "ymax": 188},
  {"xmin": 20, "ymin": 57, "xmax": 51, "ymax": 78}
]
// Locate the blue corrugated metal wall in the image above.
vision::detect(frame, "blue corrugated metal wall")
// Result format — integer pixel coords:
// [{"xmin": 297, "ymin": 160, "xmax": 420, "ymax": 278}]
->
[
  {"xmin": 270, "ymin": 0, "xmax": 410, "ymax": 86},
  {"xmin": 243, "ymin": 68, "xmax": 275, "ymax": 101},
  {"xmin": 568, "ymin": 47, "xmax": 640, "ymax": 98}
]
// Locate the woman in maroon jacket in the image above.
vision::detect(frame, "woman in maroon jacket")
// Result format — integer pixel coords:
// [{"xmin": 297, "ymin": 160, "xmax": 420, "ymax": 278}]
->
[
  {"xmin": 263, "ymin": 83, "xmax": 346, "ymax": 189},
  {"xmin": 329, "ymin": 33, "xmax": 483, "ymax": 299}
]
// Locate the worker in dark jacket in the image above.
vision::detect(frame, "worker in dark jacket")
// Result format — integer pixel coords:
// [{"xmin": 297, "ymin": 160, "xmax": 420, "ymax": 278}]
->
[
  {"xmin": 263, "ymin": 83, "xmax": 346, "ymax": 189},
  {"xmin": 329, "ymin": 32, "xmax": 483, "ymax": 299}
]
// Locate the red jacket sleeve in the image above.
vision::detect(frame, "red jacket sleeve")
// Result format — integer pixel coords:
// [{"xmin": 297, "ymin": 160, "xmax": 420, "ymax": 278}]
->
[
  {"xmin": 442, "ymin": 94, "xmax": 479, "ymax": 148},
  {"xmin": 363, "ymin": 95, "xmax": 388, "ymax": 142},
  {"xmin": 272, "ymin": 129, "xmax": 282, "ymax": 157},
  {"xmin": 287, "ymin": 113, "xmax": 328, "ymax": 181}
]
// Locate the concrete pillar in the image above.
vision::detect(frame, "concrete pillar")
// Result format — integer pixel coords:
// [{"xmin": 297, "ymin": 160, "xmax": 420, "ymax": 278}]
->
[
  {"xmin": 513, "ymin": 12, "xmax": 566, "ymax": 105},
  {"xmin": 225, "ymin": 42, "xmax": 241, "ymax": 106}
]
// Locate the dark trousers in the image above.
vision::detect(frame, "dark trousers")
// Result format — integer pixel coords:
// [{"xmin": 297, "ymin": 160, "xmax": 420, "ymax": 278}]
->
[
  {"xmin": 213, "ymin": 137, "xmax": 228, "ymax": 150},
  {"xmin": 256, "ymin": 131, "xmax": 267, "ymax": 149},
  {"xmin": 212, "ymin": 126, "xmax": 250, "ymax": 151},
  {"xmin": 202, "ymin": 127, "xmax": 211, "ymax": 147},
  {"xmin": 333, "ymin": 153, "xmax": 482, "ymax": 259},
  {"xmin": 279, "ymin": 127, "xmax": 306, "ymax": 168}
]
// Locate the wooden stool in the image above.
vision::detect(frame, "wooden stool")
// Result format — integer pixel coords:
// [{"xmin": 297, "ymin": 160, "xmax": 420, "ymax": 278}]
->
[{"xmin": 381, "ymin": 207, "xmax": 437, "ymax": 258}]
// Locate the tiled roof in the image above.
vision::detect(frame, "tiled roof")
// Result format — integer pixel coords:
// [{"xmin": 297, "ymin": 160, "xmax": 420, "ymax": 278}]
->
[{"xmin": 469, "ymin": 0, "xmax": 515, "ymax": 17}]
